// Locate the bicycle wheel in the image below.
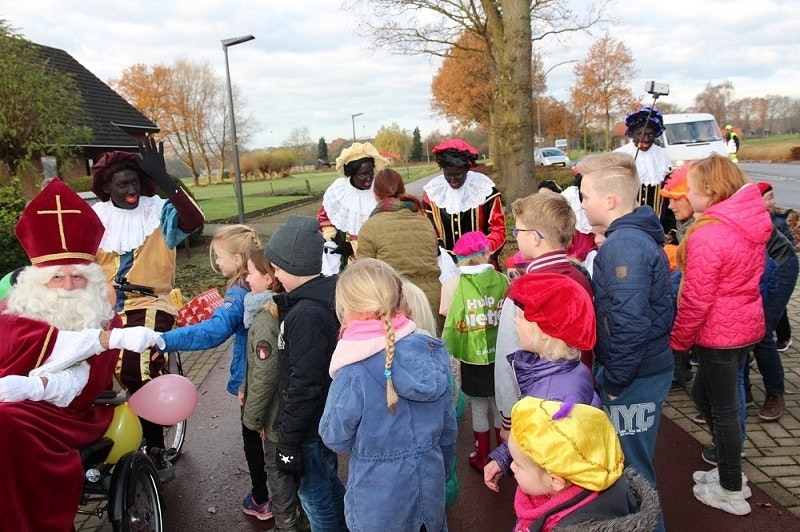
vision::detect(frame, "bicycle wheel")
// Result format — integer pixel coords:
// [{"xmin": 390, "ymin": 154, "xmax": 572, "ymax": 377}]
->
[
  {"xmin": 110, "ymin": 452, "xmax": 163, "ymax": 532},
  {"xmin": 162, "ymin": 420, "xmax": 186, "ymax": 463}
]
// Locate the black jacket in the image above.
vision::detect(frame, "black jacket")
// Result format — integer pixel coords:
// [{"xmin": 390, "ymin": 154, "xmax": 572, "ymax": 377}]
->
[{"xmin": 272, "ymin": 274, "xmax": 339, "ymax": 447}]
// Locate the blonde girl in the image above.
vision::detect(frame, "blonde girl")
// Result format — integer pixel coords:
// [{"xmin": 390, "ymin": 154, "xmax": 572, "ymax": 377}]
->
[
  {"xmin": 160, "ymin": 225, "xmax": 273, "ymax": 518},
  {"xmin": 320, "ymin": 258, "xmax": 457, "ymax": 532}
]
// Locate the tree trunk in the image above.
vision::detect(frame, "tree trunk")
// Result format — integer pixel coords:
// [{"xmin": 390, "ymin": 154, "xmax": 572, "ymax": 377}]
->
[{"xmin": 483, "ymin": 0, "xmax": 537, "ymax": 203}]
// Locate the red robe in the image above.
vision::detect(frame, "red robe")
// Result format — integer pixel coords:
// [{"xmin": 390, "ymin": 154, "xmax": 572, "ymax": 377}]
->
[{"xmin": 0, "ymin": 304, "xmax": 121, "ymax": 532}]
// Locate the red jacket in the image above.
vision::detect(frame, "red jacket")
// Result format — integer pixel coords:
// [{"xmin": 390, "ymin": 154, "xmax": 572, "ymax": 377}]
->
[{"xmin": 670, "ymin": 184, "xmax": 772, "ymax": 351}]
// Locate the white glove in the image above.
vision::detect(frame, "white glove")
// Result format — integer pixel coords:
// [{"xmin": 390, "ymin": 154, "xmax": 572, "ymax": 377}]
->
[
  {"xmin": 109, "ymin": 327, "xmax": 164, "ymax": 353},
  {"xmin": 0, "ymin": 375, "xmax": 45, "ymax": 402}
]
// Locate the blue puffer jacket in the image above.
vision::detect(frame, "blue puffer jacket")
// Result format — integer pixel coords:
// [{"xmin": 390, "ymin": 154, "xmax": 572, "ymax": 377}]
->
[
  {"xmin": 320, "ymin": 334, "xmax": 457, "ymax": 532},
  {"xmin": 592, "ymin": 207, "xmax": 675, "ymax": 396},
  {"xmin": 161, "ymin": 282, "xmax": 249, "ymax": 395}
]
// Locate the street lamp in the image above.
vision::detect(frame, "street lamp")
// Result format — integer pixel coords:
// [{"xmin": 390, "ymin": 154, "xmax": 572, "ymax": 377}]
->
[
  {"xmin": 535, "ymin": 59, "xmax": 578, "ymax": 147},
  {"xmin": 351, "ymin": 113, "xmax": 363, "ymax": 143},
  {"xmin": 221, "ymin": 34, "xmax": 255, "ymax": 224}
]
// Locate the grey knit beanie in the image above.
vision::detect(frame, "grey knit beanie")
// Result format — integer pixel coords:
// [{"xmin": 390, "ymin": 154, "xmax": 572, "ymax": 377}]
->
[{"xmin": 265, "ymin": 215, "xmax": 323, "ymax": 276}]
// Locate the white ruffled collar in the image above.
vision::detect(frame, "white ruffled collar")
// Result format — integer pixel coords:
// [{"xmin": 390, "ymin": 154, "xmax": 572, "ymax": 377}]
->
[
  {"xmin": 93, "ymin": 195, "xmax": 165, "ymax": 254},
  {"xmin": 321, "ymin": 177, "xmax": 377, "ymax": 235},
  {"xmin": 423, "ymin": 170, "xmax": 495, "ymax": 213}
]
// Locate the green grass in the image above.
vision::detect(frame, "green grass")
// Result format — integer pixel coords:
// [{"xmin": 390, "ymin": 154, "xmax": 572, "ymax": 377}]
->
[
  {"xmin": 739, "ymin": 133, "xmax": 800, "ymax": 146},
  {"xmin": 186, "ymin": 163, "xmax": 440, "ymax": 221}
]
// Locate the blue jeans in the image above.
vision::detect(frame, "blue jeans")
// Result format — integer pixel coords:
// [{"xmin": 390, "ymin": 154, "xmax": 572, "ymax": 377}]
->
[
  {"xmin": 692, "ymin": 346, "xmax": 750, "ymax": 491},
  {"xmin": 597, "ymin": 368, "xmax": 671, "ymax": 487},
  {"xmin": 297, "ymin": 440, "xmax": 347, "ymax": 532},
  {"xmin": 745, "ymin": 254, "xmax": 798, "ymax": 394}
]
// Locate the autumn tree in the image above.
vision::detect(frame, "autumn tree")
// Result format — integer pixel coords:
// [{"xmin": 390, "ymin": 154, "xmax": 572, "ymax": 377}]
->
[
  {"xmin": 110, "ymin": 59, "xmax": 255, "ymax": 185},
  {"xmin": 348, "ymin": 0, "xmax": 607, "ymax": 200},
  {"xmin": 374, "ymin": 123, "xmax": 409, "ymax": 159},
  {"xmin": 431, "ymin": 31, "xmax": 493, "ymax": 129},
  {"xmin": 0, "ymin": 20, "xmax": 90, "ymax": 180},
  {"xmin": 570, "ymin": 34, "xmax": 636, "ymax": 150}
]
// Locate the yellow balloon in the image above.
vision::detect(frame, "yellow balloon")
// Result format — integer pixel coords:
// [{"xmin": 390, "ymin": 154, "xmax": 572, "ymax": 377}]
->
[{"xmin": 102, "ymin": 403, "xmax": 143, "ymax": 464}]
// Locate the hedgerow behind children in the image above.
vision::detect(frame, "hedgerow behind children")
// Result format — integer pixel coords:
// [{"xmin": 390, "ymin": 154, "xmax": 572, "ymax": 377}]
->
[
  {"xmin": 242, "ymin": 249, "xmax": 308, "ymax": 530},
  {"xmin": 160, "ymin": 225, "xmax": 272, "ymax": 517},
  {"xmin": 508, "ymin": 397, "xmax": 660, "ymax": 531},
  {"xmin": 484, "ymin": 272, "xmax": 599, "ymax": 493},
  {"xmin": 320, "ymin": 258, "xmax": 457, "ymax": 532},
  {"xmin": 264, "ymin": 215, "xmax": 346, "ymax": 531},
  {"xmin": 440, "ymin": 231, "xmax": 508, "ymax": 471}
]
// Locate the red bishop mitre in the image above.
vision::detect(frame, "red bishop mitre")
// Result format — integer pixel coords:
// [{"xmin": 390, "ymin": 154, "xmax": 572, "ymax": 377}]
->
[{"xmin": 14, "ymin": 179, "xmax": 105, "ymax": 267}]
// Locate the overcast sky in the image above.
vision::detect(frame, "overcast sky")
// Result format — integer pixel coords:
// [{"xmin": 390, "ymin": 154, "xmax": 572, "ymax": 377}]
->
[{"xmin": 3, "ymin": 1, "xmax": 798, "ymax": 150}]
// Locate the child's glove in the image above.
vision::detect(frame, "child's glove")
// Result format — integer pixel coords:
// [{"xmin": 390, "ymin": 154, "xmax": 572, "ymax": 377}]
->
[
  {"xmin": 136, "ymin": 137, "xmax": 178, "ymax": 195},
  {"xmin": 276, "ymin": 442, "xmax": 303, "ymax": 476}
]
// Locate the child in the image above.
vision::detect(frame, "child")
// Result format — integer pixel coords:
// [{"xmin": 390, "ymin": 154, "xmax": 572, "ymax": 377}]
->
[
  {"xmin": 579, "ymin": 152, "xmax": 674, "ymax": 496},
  {"xmin": 242, "ymin": 250, "xmax": 308, "ymax": 531},
  {"xmin": 264, "ymin": 215, "xmax": 346, "ymax": 531},
  {"xmin": 484, "ymin": 273, "xmax": 599, "ymax": 493},
  {"xmin": 440, "ymin": 231, "xmax": 508, "ymax": 470},
  {"xmin": 508, "ymin": 397, "xmax": 660, "ymax": 531},
  {"xmin": 160, "ymin": 225, "xmax": 272, "ymax": 519},
  {"xmin": 320, "ymin": 258, "xmax": 457, "ymax": 532},
  {"xmin": 495, "ymin": 192, "xmax": 593, "ymax": 439}
]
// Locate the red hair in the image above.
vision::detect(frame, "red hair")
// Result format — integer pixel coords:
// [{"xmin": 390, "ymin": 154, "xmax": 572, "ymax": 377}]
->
[{"xmin": 373, "ymin": 169, "xmax": 424, "ymax": 213}]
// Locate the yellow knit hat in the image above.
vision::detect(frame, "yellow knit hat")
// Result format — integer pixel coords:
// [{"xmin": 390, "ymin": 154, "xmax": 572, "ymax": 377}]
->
[
  {"xmin": 510, "ymin": 397, "xmax": 624, "ymax": 491},
  {"xmin": 335, "ymin": 142, "xmax": 390, "ymax": 176}
]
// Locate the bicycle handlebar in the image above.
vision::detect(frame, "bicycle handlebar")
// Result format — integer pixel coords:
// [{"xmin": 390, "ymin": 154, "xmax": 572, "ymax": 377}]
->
[{"xmin": 113, "ymin": 277, "xmax": 156, "ymax": 298}]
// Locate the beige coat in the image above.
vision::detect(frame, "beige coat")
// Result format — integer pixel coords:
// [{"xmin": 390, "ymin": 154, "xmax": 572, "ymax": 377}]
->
[{"xmin": 357, "ymin": 208, "xmax": 443, "ymax": 333}]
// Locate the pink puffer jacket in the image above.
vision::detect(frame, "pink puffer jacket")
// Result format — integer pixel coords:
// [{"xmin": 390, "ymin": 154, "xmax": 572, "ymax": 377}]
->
[{"xmin": 671, "ymin": 183, "xmax": 772, "ymax": 351}]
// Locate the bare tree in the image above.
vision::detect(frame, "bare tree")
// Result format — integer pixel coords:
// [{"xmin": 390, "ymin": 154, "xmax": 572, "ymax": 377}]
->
[
  {"xmin": 346, "ymin": 0, "xmax": 608, "ymax": 199},
  {"xmin": 691, "ymin": 80, "xmax": 734, "ymax": 125}
]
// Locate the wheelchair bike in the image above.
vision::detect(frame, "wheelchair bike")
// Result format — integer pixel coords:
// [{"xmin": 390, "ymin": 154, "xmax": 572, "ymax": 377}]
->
[{"xmin": 75, "ymin": 279, "xmax": 188, "ymax": 531}]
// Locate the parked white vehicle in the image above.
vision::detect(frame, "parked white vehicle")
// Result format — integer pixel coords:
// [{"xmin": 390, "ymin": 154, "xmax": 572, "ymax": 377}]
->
[
  {"xmin": 656, "ymin": 113, "xmax": 729, "ymax": 167},
  {"xmin": 534, "ymin": 147, "xmax": 571, "ymax": 167}
]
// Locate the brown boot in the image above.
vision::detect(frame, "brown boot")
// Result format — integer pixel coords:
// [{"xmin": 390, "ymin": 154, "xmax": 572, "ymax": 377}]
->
[
  {"xmin": 759, "ymin": 392, "xmax": 784, "ymax": 421},
  {"xmin": 468, "ymin": 431, "xmax": 491, "ymax": 471}
]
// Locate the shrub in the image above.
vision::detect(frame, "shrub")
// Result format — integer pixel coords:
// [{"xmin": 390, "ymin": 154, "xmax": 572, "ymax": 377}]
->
[
  {"xmin": 67, "ymin": 175, "xmax": 93, "ymax": 192},
  {"xmin": 0, "ymin": 179, "xmax": 29, "ymax": 273}
]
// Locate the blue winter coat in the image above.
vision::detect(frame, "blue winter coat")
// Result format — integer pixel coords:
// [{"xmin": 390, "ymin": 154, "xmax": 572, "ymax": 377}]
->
[
  {"xmin": 161, "ymin": 282, "xmax": 249, "ymax": 395},
  {"xmin": 488, "ymin": 350, "xmax": 600, "ymax": 475},
  {"xmin": 591, "ymin": 206, "xmax": 675, "ymax": 396},
  {"xmin": 320, "ymin": 334, "xmax": 457, "ymax": 532}
]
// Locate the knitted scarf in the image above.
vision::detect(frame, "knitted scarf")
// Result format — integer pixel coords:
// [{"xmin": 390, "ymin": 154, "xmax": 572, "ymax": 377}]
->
[{"xmin": 370, "ymin": 197, "xmax": 418, "ymax": 217}]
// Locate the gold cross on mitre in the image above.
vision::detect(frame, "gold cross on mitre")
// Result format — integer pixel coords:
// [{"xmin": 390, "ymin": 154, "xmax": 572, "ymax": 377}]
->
[{"xmin": 37, "ymin": 194, "xmax": 82, "ymax": 251}]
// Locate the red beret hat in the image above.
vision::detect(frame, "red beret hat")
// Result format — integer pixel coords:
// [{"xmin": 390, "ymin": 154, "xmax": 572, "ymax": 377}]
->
[
  {"xmin": 90, "ymin": 150, "xmax": 157, "ymax": 201},
  {"xmin": 756, "ymin": 182, "xmax": 773, "ymax": 196},
  {"xmin": 432, "ymin": 138, "xmax": 479, "ymax": 156},
  {"xmin": 507, "ymin": 272, "xmax": 596, "ymax": 350},
  {"xmin": 15, "ymin": 179, "xmax": 104, "ymax": 266}
]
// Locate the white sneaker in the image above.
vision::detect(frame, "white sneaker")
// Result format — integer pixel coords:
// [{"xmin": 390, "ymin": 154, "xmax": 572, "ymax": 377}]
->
[
  {"xmin": 693, "ymin": 467, "xmax": 748, "ymax": 487},
  {"xmin": 693, "ymin": 481, "xmax": 752, "ymax": 515}
]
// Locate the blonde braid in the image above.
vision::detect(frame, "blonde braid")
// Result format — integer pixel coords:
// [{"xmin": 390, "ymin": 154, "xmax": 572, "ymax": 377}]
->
[{"xmin": 381, "ymin": 312, "xmax": 399, "ymax": 414}]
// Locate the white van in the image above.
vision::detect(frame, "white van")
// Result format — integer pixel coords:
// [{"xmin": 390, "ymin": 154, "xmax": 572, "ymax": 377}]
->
[{"xmin": 656, "ymin": 113, "xmax": 729, "ymax": 167}]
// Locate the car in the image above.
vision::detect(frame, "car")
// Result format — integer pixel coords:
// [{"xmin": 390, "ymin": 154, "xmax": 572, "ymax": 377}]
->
[{"xmin": 534, "ymin": 147, "xmax": 570, "ymax": 167}]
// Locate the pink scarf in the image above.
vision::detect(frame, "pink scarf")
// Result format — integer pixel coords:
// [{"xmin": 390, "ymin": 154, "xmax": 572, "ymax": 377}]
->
[
  {"xmin": 329, "ymin": 316, "xmax": 416, "ymax": 377},
  {"xmin": 513, "ymin": 484, "xmax": 597, "ymax": 532}
]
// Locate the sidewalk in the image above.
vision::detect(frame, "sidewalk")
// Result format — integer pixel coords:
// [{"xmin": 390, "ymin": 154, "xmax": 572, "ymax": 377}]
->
[{"xmin": 664, "ymin": 276, "xmax": 800, "ymax": 516}]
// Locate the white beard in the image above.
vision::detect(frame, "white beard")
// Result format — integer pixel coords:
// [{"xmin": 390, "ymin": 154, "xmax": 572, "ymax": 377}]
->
[{"xmin": 5, "ymin": 263, "xmax": 114, "ymax": 331}]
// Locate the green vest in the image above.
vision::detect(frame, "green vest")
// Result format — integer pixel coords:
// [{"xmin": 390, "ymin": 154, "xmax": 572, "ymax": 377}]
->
[{"xmin": 443, "ymin": 269, "xmax": 508, "ymax": 364}]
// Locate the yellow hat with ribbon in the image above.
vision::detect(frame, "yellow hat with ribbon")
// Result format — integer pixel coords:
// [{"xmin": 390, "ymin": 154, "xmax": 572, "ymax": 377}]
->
[{"xmin": 510, "ymin": 397, "xmax": 624, "ymax": 491}]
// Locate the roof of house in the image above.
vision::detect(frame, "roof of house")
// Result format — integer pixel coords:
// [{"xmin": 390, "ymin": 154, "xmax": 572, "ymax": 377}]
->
[{"xmin": 34, "ymin": 44, "xmax": 159, "ymax": 150}]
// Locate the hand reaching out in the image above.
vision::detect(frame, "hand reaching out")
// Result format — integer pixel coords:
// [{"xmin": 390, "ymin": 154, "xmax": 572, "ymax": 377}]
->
[
  {"xmin": 484, "ymin": 459, "xmax": 503, "ymax": 493},
  {"xmin": 136, "ymin": 137, "xmax": 178, "ymax": 195}
]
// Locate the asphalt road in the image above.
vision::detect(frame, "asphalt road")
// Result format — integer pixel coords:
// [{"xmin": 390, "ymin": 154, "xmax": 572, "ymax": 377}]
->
[{"xmin": 740, "ymin": 162, "xmax": 800, "ymax": 210}]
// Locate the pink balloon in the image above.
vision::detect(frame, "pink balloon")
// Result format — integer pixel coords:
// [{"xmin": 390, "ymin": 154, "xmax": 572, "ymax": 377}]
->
[{"xmin": 128, "ymin": 374, "xmax": 199, "ymax": 425}]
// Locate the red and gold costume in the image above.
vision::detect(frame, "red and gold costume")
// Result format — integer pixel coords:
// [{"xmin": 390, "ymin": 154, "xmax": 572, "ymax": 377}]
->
[{"xmin": 423, "ymin": 170, "xmax": 506, "ymax": 266}]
